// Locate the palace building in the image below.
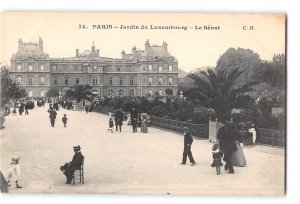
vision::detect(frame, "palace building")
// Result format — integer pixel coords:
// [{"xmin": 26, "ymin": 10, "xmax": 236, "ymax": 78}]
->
[{"xmin": 9, "ymin": 38, "xmax": 179, "ymax": 98}]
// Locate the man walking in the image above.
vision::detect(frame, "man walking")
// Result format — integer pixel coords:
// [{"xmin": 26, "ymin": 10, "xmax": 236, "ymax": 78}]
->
[
  {"xmin": 181, "ymin": 127, "xmax": 196, "ymax": 166},
  {"xmin": 48, "ymin": 107, "xmax": 57, "ymax": 127},
  {"xmin": 130, "ymin": 108, "xmax": 138, "ymax": 133},
  {"xmin": 115, "ymin": 109, "xmax": 124, "ymax": 132}
]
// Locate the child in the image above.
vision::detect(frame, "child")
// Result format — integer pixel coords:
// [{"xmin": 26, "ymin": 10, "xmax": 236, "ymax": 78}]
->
[
  {"xmin": 108, "ymin": 116, "xmax": 114, "ymax": 133},
  {"xmin": 62, "ymin": 114, "xmax": 68, "ymax": 128},
  {"xmin": 211, "ymin": 143, "xmax": 223, "ymax": 175},
  {"xmin": 12, "ymin": 107, "xmax": 17, "ymax": 116},
  {"xmin": 7, "ymin": 156, "xmax": 22, "ymax": 188}
]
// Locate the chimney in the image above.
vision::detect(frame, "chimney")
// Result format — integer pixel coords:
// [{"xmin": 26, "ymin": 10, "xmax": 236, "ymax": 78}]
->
[
  {"xmin": 162, "ymin": 41, "xmax": 168, "ymax": 51},
  {"xmin": 18, "ymin": 38, "xmax": 23, "ymax": 51},
  {"xmin": 121, "ymin": 50, "xmax": 125, "ymax": 59},
  {"xmin": 96, "ymin": 49, "xmax": 100, "ymax": 56},
  {"xmin": 132, "ymin": 46, "xmax": 137, "ymax": 56},
  {"xmin": 76, "ymin": 49, "xmax": 79, "ymax": 57},
  {"xmin": 39, "ymin": 37, "xmax": 43, "ymax": 51},
  {"xmin": 145, "ymin": 39, "xmax": 150, "ymax": 51}
]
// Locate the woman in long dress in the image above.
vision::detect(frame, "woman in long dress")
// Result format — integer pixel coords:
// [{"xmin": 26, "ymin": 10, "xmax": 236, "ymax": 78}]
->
[
  {"xmin": 231, "ymin": 140, "xmax": 247, "ymax": 167},
  {"xmin": 140, "ymin": 113, "xmax": 148, "ymax": 133}
]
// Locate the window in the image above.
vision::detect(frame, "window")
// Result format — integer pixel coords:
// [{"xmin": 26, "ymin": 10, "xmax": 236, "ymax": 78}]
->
[
  {"xmin": 109, "ymin": 78, "xmax": 112, "ymax": 85},
  {"xmin": 149, "ymin": 65, "xmax": 152, "ymax": 71},
  {"xmin": 168, "ymin": 78, "xmax": 173, "ymax": 85},
  {"xmin": 17, "ymin": 64, "xmax": 21, "ymax": 71},
  {"xmin": 52, "ymin": 65, "xmax": 57, "ymax": 71},
  {"xmin": 128, "ymin": 66, "xmax": 132, "ymax": 72},
  {"xmin": 28, "ymin": 90, "xmax": 33, "ymax": 97},
  {"xmin": 40, "ymin": 65, "xmax": 44, "ymax": 71},
  {"xmin": 40, "ymin": 76, "xmax": 45, "ymax": 84},
  {"xmin": 54, "ymin": 78, "xmax": 57, "ymax": 85},
  {"xmin": 88, "ymin": 67, "xmax": 92, "ymax": 72},
  {"xmin": 76, "ymin": 78, "xmax": 80, "ymax": 84},
  {"xmin": 148, "ymin": 89, "xmax": 153, "ymax": 96},
  {"xmin": 108, "ymin": 89, "xmax": 113, "ymax": 96},
  {"xmin": 74, "ymin": 66, "xmax": 78, "ymax": 71},
  {"xmin": 158, "ymin": 78, "xmax": 163, "ymax": 85},
  {"xmin": 120, "ymin": 78, "xmax": 123, "ymax": 85},
  {"xmin": 28, "ymin": 77, "xmax": 33, "ymax": 85},
  {"xmin": 17, "ymin": 76, "xmax": 22, "ymax": 84},
  {"xmin": 119, "ymin": 89, "xmax": 124, "ymax": 96},
  {"xmin": 129, "ymin": 89, "xmax": 134, "ymax": 96},
  {"xmin": 117, "ymin": 66, "xmax": 121, "ymax": 71},
  {"xmin": 159, "ymin": 89, "xmax": 163, "ymax": 96},
  {"xmin": 28, "ymin": 64, "xmax": 33, "ymax": 71},
  {"xmin": 40, "ymin": 90, "xmax": 45, "ymax": 97},
  {"xmin": 168, "ymin": 65, "xmax": 173, "ymax": 72},
  {"xmin": 93, "ymin": 76, "xmax": 98, "ymax": 85},
  {"xmin": 65, "ymin": 78, "xmax": 68, "ymax": 85},
  {"xmin": 159, "ymin": 65, "xmax": 162, "ymax": 72},
  {"xmin": 148, "ymin": 77, "xmax": 153, "ymax": 85},
  {"xmin": 130, "ymin": 77, "xmax": 134, "ymax": 85}
]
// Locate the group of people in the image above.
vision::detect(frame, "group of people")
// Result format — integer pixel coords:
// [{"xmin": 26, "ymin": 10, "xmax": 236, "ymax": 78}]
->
[
  {"xmin": 107, "ymin": 108, "xmax": 149, "ymax": 133},
  {"xmin": 47, "ymin": 105, "xmax": 68, "ymax": 128},
  {"xmin": 180, "ymin": 121, "xmax": 249, "ymax": 175}
]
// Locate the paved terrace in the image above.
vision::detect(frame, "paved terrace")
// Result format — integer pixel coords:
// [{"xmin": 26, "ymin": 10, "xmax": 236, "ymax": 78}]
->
[{"xmin": 0, "ymin": 105, "xmax": 285, "ymax": 195}]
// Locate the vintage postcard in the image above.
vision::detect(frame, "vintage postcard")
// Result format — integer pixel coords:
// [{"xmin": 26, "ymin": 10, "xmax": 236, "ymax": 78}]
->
[{"xmin": 0, "ymin": 12, "xmax": 286, "ymax": 195}]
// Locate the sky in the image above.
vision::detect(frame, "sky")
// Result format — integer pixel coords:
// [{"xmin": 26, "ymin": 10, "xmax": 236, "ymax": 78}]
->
[{"xmin": 1, "ymin": 12, "xmax": 285, "ymax": 72}]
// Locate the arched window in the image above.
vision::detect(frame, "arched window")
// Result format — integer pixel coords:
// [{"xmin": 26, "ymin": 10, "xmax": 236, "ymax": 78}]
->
[
  {"xmin": 148, "ymin": 89, "xmax": 153, "ymax": 96},
  {"xmin": 119, "ymin": 89, "xmax": 124, "ymax": 96},
  {"xmin": 129, "ymin": 89, "xmax": 134, "ymax": 96},
  {"xmin": 158, "ymin": 89, "xmax": 163, "ymax": 96},
  {"xmin": 108, "ymin": 89, "xmax": 113, "ymax": 97},
  {"xmin": 28, "ymin": 90, "xmax": 33, "ymax": 97},
  {"xmin": 165, "ymin": 89, "xmax": 173, "ymax": 96}
]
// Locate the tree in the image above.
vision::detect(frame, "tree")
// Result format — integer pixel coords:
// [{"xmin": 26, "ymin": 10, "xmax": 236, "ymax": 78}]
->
[
  {"xmin": 258, "ymin": 54, "xmax": 286, "ymax": 88},
  {"xmin": 216, "ymin": 48, "xmax": 262, "ymax": 84},
  {"xmin": 46, "ymin": 87, "xmax": 60, "ymax": 98},
  {"xmin": 1, "ymin": 66, "xmax": 27, "ymax": 108},
  {"xmin": 189, "ymin": 68, "xmax": 258, "ymax": 122},
  {"xmin": 65, "ymin": 84, "xmax": 93, "ymax": 102}
]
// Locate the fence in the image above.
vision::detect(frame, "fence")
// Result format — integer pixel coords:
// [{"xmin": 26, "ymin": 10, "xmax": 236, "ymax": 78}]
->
[
  {"xmin": 256, "ymin": 128, "xmax": 285, "ymax": 147},
  {"xmin": 93, "ymin": 106, "xmax": 285, "ymax": 146},
  {"xmin": 150, "ymin": 116, "xmax": 209, "ymax": 139},
  {"xmin": 236, "ymin": 129, "xmax": 285, "ymax": 147},
  {"xmin": 93, "ymin": 106, "xmax": 116, "ymax": 115}
]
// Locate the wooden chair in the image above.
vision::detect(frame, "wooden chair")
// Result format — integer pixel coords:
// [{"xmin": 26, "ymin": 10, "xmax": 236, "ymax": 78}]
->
[{"xmin": 72, "ymin": 157, "xmax": 84, "ymax": 185}]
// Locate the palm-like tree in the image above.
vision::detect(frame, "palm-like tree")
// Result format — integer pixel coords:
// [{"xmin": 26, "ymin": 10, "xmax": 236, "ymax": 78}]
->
[
  {"xmin": 65, "ymin": 84, "xmax": 93, "ymax": 102},
  {"xmin": 189, "ymin": 68, "xmax": 257, "ymax": 122}
]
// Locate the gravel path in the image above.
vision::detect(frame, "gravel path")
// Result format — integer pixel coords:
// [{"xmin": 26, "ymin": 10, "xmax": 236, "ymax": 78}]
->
[{"xmin": 0, "ymin": 105, "xmax": 285, "ymax": 195}]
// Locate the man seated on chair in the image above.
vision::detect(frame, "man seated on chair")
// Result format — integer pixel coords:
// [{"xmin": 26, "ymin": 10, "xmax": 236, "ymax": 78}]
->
[{"xmin": 60, "ymin": 145, "xmax": 84, "ymax": 184}]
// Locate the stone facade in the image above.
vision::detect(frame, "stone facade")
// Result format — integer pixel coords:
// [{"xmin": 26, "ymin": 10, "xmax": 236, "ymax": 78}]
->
[{"xmin": 10, "ymin": 38, "xmax": 178, "ymax": 98}]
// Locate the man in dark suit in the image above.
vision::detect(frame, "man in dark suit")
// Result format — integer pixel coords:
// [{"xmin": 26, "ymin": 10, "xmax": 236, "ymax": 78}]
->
[
  {"xmin": 48, "ymin": 107, "xmax": 57, "ymax": 127},
  {"xmin": 180, "ymin": 127, "xmax": 196, "ymax": 166},
  {"xmin": 60, "ymin": 145, "xmax": 84, "ymax": 184},
  {"xmin": 115, "ymin": 109, "xmax": 124, "ymax": 132},
  {"xmin": 217, "ymin": 122, "xmax": 237, "ymax": 174},
  {"xmin": 130, "ymin": 108, "xmax": 138, "ymax": 133}
]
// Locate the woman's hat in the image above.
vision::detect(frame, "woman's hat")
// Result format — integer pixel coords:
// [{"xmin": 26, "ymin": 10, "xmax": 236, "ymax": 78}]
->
[
  {"xmin": 183, "ymin": 127, "xmax": 189, "ymax": 132},
  {"xmin": 11, "ymin": 156, "xmax": 21, "ymax": 163},
  {"xmin": 73, "ymin": 145, "xmax": 81, "ymax": 151}
]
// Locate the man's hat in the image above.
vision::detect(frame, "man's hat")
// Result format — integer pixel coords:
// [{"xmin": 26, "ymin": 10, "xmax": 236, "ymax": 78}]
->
[{"xmin": 73, "ymin": 145, "xmax": 81, "ymax": 151}]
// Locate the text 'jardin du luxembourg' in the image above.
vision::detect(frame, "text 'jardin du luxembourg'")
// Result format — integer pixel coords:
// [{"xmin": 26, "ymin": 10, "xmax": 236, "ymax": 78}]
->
[{"xmin": 78, "ymin": 24, "xmax": 221, "ymax": 31}]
